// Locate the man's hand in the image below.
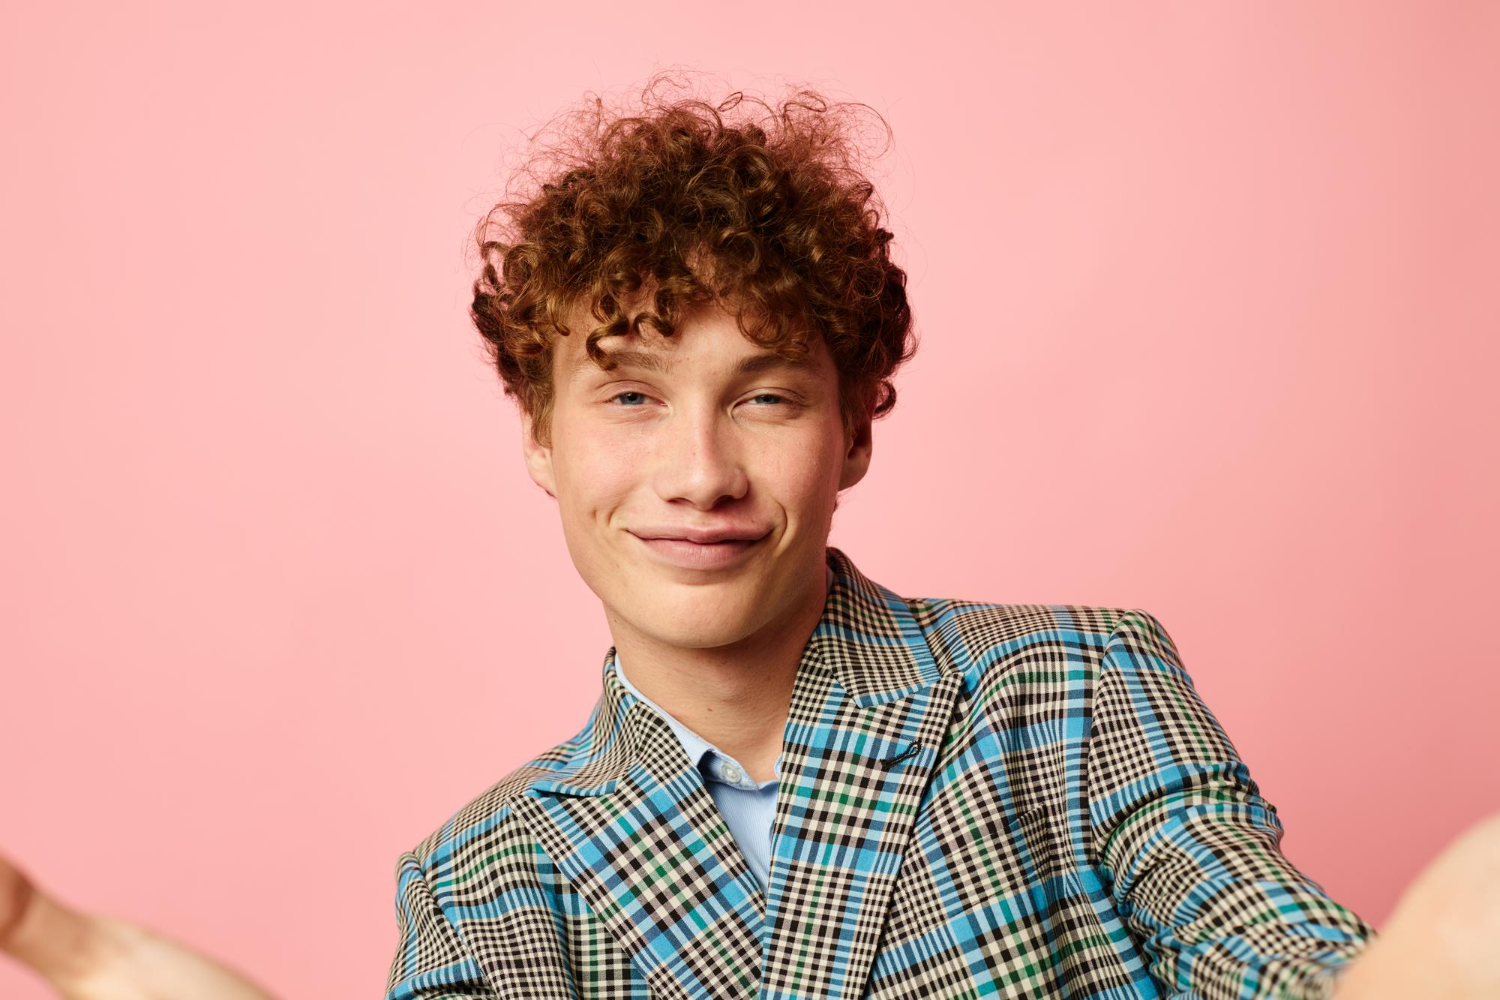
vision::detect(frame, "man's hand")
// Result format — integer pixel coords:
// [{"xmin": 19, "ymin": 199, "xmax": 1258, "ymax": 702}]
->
[
  {"xmin": 0, "ymin": 851, "xmax": 97, "ymax": 988},
  {"xmin": 0, "ymin": 849, "xmax": 31, "ymax": 944},
  {"xmin": 1333, "ymin": 808, "xmax": 1500, "ymax": 1000},
  {"xmin": 0, "ymin": 850, "xmax": 279, "ymax": 1000}
]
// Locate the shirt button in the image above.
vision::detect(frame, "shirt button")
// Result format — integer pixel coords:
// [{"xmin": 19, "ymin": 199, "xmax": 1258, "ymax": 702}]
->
[{"xmin": 722, "ymin": 762, "xmax": 743, "ymax": 784}]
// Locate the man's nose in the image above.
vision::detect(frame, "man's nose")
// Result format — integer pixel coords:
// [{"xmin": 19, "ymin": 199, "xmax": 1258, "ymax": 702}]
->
[{"xmin": 653, "ymin": 407, "xmax": 749, "ymax": 507}]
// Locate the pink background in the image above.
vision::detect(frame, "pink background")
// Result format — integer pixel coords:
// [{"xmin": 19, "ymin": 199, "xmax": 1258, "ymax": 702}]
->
[{"xmin": 3, "ymin": 2, "xmax": 1497, "ymax": 996}]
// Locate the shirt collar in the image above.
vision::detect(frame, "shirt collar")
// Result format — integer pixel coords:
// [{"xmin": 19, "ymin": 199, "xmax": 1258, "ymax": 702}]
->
[
  {"xmin": 612, "ymin": 652, "xmax": 721, "ymax": 773},
  {"xmin": 609, "ymin": 564, "xmax": 829, "ymax": 782}
]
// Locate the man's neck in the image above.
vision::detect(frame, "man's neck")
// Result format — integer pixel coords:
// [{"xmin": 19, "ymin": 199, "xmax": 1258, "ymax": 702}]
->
[{"xmin": 606, "ymin": 564, "xmax": 834, "ymax": 783}]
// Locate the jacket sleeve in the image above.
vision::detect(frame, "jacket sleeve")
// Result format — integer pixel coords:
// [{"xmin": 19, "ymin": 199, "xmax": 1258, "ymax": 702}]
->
[
  {"xmin": 384, "ymin": 851, "xmax": 499, "ymax": 1000},
  {"xmin": 1084, "ymin": 609, "xmax": 1378, "ymax": 1000}
]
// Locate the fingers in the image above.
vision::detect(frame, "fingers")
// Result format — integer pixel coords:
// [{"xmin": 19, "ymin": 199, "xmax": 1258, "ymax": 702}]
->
[
  {"xmin": 0, "ymin": 850, "xmax": 39, "ymax": 951},
  {"xmin": 0, "ymin": 851, "xmax": 99, "ymax": 986}
]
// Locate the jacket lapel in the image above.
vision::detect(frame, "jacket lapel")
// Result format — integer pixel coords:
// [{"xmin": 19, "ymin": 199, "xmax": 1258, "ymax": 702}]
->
[
  {"xmin": 515, "ymin": 546, "xmax": 964, "ymax": 1000},
  {"xmin": 758, "ymin": 547, "xmax": 964, "ymax": 1000},
  {"xmin": 516, "ymin": 655, "xmax": 767, "ymax": 999}
]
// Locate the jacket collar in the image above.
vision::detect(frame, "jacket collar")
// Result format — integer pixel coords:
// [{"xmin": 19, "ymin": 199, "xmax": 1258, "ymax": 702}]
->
[
  {"xmin": 606, "ymin": 563, "xmax": 835, "ymax": 783},
  {"xmin": 515, "ymin": 545, "xmax": 964, "ymax": 999},
  {"xmin": 529, "ymin": 545, "xmax": 942, "ymax": 796}
]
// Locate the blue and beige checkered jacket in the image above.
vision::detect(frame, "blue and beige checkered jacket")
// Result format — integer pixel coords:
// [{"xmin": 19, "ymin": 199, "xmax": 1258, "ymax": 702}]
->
[{"xmin": 385, "ymin": 545, "xmax": 1376, "ymax": 999}]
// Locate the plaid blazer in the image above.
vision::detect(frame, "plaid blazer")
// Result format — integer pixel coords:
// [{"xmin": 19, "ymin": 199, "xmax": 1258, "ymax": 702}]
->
[{"xmin": 385, "ymin": 545, "xmax": 1376, "ymax": 1000}]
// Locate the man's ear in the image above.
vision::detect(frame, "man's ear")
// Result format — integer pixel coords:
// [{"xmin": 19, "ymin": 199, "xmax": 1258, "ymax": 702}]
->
[
  {"xmin": 520, "ymin": 408, "xmax": 558, "ymax": 500},
  {"xmin": 838, "ymin": 414, "xmax": 873, "ymax": 491}
]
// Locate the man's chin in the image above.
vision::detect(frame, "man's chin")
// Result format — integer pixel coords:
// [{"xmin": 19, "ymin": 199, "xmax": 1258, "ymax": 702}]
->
[{"xmin": 613, "ymin": 587, "xmax": 770, "ymax": 648}]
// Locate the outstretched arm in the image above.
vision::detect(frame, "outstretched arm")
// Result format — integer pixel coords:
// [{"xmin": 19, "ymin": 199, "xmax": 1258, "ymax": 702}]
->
[
  {"xmin": 1085, "ymin": 609, "xmax": 1376, "ymax": 999},
  {"xmin": 0, "ymin": 850, "xmax": 278, "ymax": 1000},
  {"xmin": 1086, "ymin": 609, "xmax": 1500, "ymax": 1000}
]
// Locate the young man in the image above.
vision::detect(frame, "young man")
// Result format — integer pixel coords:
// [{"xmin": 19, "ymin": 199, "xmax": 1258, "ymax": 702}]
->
[
  {"xmin": 380, "ymin": 80, "xmax": 1486, "ymax": 1000},
  {"xmin": 4, "ymin": 80, "xmax": 1495, "ymax": 1000}
]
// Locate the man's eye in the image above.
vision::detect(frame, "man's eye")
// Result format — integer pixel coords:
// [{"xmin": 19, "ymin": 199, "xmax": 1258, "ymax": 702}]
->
[
  {"xmin": 605, "ymin": 392, "xmax": 792, "ymax": 407},
  {"xmin": 607, "ymin": 391, "xmax": 650, "ymax": 407}
]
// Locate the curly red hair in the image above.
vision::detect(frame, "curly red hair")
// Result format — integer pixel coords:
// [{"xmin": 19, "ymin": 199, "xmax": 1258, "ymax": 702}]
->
[{"xmin": 469, "ymin": 72, "xmax": 917, "ymax": 449}]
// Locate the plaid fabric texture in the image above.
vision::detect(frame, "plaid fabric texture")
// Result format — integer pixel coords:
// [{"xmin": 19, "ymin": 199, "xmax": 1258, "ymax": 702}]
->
[{"xmin": 385, "ymin": 545, "xmax": 1375, "ymax": 999}]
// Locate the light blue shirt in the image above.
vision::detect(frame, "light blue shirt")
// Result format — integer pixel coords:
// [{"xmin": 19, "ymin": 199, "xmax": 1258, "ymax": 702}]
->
[{"xmin": 611, "ymin": 564, "xmax": 834, "ymax": 894}]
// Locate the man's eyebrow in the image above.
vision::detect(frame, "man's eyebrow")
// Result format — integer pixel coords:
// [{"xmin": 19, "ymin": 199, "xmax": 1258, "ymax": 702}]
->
[{"xmin": 569, "ymin": 349, "xmax": 822, "ymax": 383}]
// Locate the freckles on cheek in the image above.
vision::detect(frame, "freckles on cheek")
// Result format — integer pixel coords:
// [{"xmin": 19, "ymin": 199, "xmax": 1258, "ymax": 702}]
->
[
  {"xmin": 558, "ymin": 436, "xmax": 646, "ymax": 509},
  {"xmin": 589, "ymin": 435, "xmax": 651, "ymax": 482}
]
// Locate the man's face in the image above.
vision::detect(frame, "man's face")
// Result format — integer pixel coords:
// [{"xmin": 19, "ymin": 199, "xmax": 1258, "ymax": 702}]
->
[{"xmin": 521, "ymin": 297, "xmax": 872, "ymax": 655}]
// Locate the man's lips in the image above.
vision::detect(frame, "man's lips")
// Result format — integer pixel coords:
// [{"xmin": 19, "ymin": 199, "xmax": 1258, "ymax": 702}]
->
[
  {"xmin": 629, "ymin": 531, "xmax": 766, "ymax": 570},
  {"xmin": 630, "ymin": 526, "xmax": 770, "ymax": 544}
]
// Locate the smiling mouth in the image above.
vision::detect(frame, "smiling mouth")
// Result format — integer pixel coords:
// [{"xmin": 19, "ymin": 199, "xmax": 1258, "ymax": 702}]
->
[{"xmin": 631, "ymin": 533, "xmax": 765, "ymax": 570}]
